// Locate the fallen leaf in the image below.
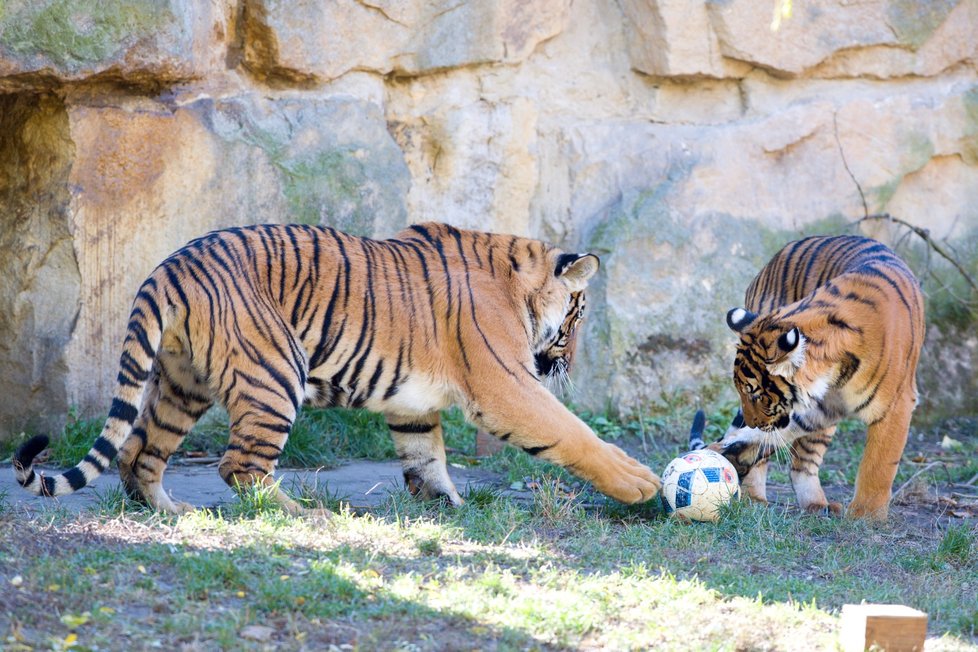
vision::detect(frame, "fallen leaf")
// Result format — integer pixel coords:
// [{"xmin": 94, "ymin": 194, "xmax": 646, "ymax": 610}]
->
[
  {"xmin": 942, "ymin": 435, "xmax": 964, "ymax": 451},
  {"xmin": 60, "ymin": 612, "xmax": 91, "ymax": 629}
]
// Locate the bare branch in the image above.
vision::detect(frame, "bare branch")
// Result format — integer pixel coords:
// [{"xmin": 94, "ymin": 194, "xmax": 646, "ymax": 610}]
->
[{"xmin": 857, "ymin": 213, "xmax": 978, "ymax": 293}]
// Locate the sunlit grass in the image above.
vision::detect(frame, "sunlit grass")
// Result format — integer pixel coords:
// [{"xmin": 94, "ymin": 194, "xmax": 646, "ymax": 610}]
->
[{"xmin": 3, "ymin": 480, "xmax": 975, "ymax": 651}]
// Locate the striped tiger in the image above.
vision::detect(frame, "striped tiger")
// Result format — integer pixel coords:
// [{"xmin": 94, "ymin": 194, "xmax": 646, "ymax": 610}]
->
[
  {"xmin": 14, "ymin": 223, "xmax": 661, "ymax": 514},
  {"xmin": 711, "ymin": 235, "xmax": 925, "ymax": 520}
]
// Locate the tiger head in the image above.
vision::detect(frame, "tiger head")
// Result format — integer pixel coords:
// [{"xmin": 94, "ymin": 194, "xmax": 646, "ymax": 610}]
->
[
  {"xmin": 725, "ymin": 307, "xmax": 806, "ymax": 432},
  {"xmin": 535, "ymin": 290, "xmax": 586, "ymax": 391},
  {"xmin": 532, "ymin": 253, "xmax": 599, "ymax": 392}
]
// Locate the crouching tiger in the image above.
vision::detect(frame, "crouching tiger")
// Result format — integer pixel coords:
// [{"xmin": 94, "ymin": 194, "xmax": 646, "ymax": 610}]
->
[
  {"xmin": 14, "ymin": 223, "xmax": 661, "ymax": 514},
  {"xmin": 712, "ymin": 235, "xmax": 924, "ymax": 520}
]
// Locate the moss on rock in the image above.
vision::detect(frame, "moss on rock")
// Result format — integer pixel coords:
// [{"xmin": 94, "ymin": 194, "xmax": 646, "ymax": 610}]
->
[{"xmin": 0, "ymin": 0, "xmax": 171, "ymax": 70}]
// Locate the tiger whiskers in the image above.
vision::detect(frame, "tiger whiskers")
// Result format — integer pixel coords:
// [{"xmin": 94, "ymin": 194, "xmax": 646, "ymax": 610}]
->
[{"xmin": 543, "ymin": 358, "xmax": 575, "ymax": 396}]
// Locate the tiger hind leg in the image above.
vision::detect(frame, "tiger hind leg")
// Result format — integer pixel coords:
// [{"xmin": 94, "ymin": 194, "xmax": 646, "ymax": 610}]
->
[
  {"xmin": 789, "ymin": 427, "xmax": 843, "ymax": 516},
  {"xmin": 219, "ymin": 385, "xmax": 327, "ymax": 517},
  {"xmin": 848, "ymin": 401, "xmax": 913, "ymax": 520},
  {"xmin": 387, "ymin": 413, "xmax": 463, "ymax": 506},
  {"xmin": 117, "ymin": 348, "xmax": 213, "ymax": 514}
]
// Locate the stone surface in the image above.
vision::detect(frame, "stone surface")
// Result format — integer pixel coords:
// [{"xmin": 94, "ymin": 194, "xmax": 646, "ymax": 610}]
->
[
  {"xmin": 58, "ymin": 93, "xmax": 409, "ymax": 416},
  {"xmin": 706, "ymin": 0, "xmax": 974, "ymax": 78},
  {"xmin": 0, "ymin": 0, "xmax": 977, "ymax": 437},
  {"xmin": 0, "ymin": 0, "xmax": 223, "ymax": 91},
  {"xmin": 240, "ymin": 0, "xmax": 571, "ymax": 83},
  {"xmin": 621, "ymin": 0, "xmax": 726, "ymax": 78},
  {"xmin": 0, "ymin": 459, "xmax": 504, "ymax": 513},
  {"xmin": 0, "ymin": 94, "xmax": 78, "ymax": 437}
]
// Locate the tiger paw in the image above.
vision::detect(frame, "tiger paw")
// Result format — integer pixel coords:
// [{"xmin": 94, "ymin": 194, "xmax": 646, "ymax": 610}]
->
[
  {"xmin": 846, "ymin": 499, "xmax": 889, "ymax": 521},
  {"xmin": 588, "ymin": 442, "xmax": 661, "ymax": 504},
  {"xmin": 804, "ymin": 501, "xmax": 843, "ymax": 517}
]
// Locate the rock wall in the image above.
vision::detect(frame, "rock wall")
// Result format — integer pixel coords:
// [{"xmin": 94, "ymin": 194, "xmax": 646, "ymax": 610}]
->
[{"xmin": 0, "ymin": 0, "xmax": 976, "ymax": 436}]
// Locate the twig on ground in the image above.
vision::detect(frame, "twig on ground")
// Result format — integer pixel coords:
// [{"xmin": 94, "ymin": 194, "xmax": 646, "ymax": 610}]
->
[{"xmin": 891, "ymin": 461, "xmax": 944, "ymax": 502}]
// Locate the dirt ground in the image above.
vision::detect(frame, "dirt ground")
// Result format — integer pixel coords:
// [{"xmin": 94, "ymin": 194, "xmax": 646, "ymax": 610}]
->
[
  {"xmin": 0, "ymin": 459, "xmax": 510, "ymax": 514},
  {"xmin": 2, "ymin": 454, "xmax": 975, "ymax": 527}
]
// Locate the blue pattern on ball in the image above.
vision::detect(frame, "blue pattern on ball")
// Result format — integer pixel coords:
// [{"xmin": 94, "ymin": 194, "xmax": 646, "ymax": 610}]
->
[
  {"xmin": 675, "ymin": 470, "xmax": 695, "ymax": 508},
  {"xmin": 701, "ymin": 467, "xmax": 721, "ymax": 483}
]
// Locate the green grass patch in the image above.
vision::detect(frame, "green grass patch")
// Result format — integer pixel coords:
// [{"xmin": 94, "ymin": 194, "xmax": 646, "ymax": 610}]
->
[
  {"xmin": 49, "ymin": 408, "xmax": 103, "ymax": 467},
  {"xmin": 2, "ymin": 487, "xmax": 975, "ymax": 650}
]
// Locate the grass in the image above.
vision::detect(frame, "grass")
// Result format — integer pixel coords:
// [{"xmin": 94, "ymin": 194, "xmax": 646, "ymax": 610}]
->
[
  {"xmin": 12, "ymin": 404, "xmax": 477, "ymax": 470},
  {"xmin": 1, "ymin": 481, "xmax": 975, "ymax": 650},
  {"xmin": 2, "ymin": 404, "xmax": 976, "ymax": 649}
]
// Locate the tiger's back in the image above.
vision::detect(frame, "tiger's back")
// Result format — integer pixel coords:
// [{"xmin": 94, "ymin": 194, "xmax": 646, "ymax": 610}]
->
[{"xmin": 719, "ymin": 235, "xmax": 924, "ymax": 520}]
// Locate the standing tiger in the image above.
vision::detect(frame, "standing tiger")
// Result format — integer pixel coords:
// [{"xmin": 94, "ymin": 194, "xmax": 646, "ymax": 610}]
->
[
  {"xmin": 14, "ymin": 223, "xmax": 661, "ymax": 514},
  {"xmin": 712, "ymin": 235, "xmax": 924, "ymax": 520}
]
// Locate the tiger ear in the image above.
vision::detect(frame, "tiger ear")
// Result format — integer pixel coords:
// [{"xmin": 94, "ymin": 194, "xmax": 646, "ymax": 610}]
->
[
  {"xmin": 769, "ymin": 326, "xmax": 806, "ymax": 377},
  {"xmin": 777, "ymin": 327, "xmax": 801, "ymax": 353},
  {"xmin": 726, "ymin": 307, "xmax": 756, "ymax": 332},
  {"xmin": 556, "ymin": 253, "xmax": 600, "ymax": 291}
]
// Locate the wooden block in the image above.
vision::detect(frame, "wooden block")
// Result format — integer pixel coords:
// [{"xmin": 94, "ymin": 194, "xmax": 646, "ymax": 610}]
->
[
  {"xmin": 840, "ymin": 604, "xmax": 927, "ymax": 652},
  {"xmin": 475, "ymin": 429, "xmax": 506, "ymax": 457}
]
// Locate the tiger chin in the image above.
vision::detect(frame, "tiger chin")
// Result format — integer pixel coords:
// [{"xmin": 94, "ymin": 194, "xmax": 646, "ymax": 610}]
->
[
  {"xmin": 710, "ymin": 235, "xmax": 925, "ymax": 521},
  {"xmin": 13, "ymin": 222, "xmax": 661, "ymax": 515}
]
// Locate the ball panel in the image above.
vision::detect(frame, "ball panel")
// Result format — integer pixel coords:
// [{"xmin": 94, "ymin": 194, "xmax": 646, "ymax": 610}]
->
[{"xmin": 660, "ymin": 448, "xmax": 740, "ymax": 522}]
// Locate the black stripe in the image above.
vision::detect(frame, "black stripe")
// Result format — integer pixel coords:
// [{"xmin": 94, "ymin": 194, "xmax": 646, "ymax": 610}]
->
[
  {"xmin": 83, "ymin": 453, "xmax": 107, "ymax": 473},
  {"xmin": 109, "ymin": 398, "xmax": 139, "ymax": 424},
  {"xmin": 127, "ymin": 320, "xmax": 155, "ymax": 359},
  {"xmin": 383, "ymin": 344, "xmax": 405, "ymax": 400},
  {"xmin": 836, "ymin": 352, "xmax": 861, "ymax": 387},
  {"xmin": 64, "ymin": 467, "xmax": 87, "ymax": 491},
  {"xmin": 522, "ymin": 443, "xmax": 555, "ymax": 456},
  {"xmin": 92, "ymin": 436, "xmax": 118, "ymax": 461},
  {"xmin": 388, "ymin": 422, "xmax": 436, "ymax": 434},
  {"xmin": 19, "ymin": 469, "xmax": 35, "ymax": 488},
  {"xmin": 163, "ymin": 263, "xmax": 194, "ymax": 360},
  {"xmin": 827, "ymin": 314, "xmax": 861, "ymax": 333},
  {"xmin": 136, "ymin": 288, "xmax": 162, "ymax": 331}
]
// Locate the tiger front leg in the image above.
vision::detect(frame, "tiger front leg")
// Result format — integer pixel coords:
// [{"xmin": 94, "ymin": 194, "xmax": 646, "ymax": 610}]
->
[
  {"xmin": 472, "ymin": 382, "xmax": 660, "ymax": 504},
  {"xmin": 789, "ymin": 428, "xmax": 843, "ymax": 516},
  {"xmin": 386, "ymin": 413, "xmax": 463, "ymax": 506},
  {"xmin": 386, "ymin": 412, "xmax": 465, "ymax": 506}
]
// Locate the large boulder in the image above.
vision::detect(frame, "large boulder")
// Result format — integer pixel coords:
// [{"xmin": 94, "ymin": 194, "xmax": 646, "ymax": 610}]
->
[
  {"xmin": 0, "ymin": 91, "xmax": 409, "ymax": 431},
  {"xmin": 0, "ymin": 94, "xmax": 78, "ymax": 436},
  {"xmin": 706, "ymin": 0, "xmax": 975, "ymax": 79},
  {"xmin": 0, "ymin": 0, "xmax": 224, "ymax": 91},
  {"xmin": 240, "ymin": 0, "xmax": 571, "ymax": 83}
]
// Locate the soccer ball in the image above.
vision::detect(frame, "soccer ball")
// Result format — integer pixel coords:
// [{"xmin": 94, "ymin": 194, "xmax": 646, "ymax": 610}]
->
[{"xmin": 660, "ymin": 449, "xmax": 740, "ymax": 522}]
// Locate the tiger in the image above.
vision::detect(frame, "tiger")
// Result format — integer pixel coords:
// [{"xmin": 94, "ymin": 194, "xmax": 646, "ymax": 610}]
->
[
  {"xmin": 14, "ymin": 222, "xmax": 661, "ymax": 514},
  {"xmin": 710, "ymin": 235, "xmax": 925, "ymax": 520}
]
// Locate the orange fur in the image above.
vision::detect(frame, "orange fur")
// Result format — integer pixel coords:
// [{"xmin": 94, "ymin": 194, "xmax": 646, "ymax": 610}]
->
[
  {"xmin": 718, "ymin": 235, "xmax": 924, "ymax": 520},
  {"xmin": 14, "ymin": 223, "xmax": 660, "ymax": 513}
]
